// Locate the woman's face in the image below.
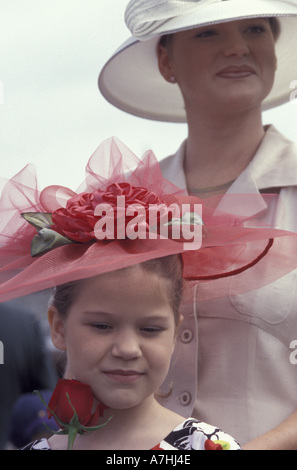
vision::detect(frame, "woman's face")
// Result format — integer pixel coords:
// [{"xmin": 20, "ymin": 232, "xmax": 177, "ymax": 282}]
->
[
  {"xmin": 48, "ymin": 266, "xmax": 177, "ymax": 411},
  {"xmin": 158, "ymin": 18, "xmax": 277, "ymax": 115}
]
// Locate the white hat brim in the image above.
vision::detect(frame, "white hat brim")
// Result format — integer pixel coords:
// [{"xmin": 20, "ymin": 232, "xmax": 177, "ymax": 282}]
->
[{"xmin": 99, "ymin": 3, "xmax": 297, "ymax": 122}]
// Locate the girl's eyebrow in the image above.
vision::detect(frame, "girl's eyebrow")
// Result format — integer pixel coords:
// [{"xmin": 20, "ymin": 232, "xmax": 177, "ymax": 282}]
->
[
  {"xmin": 82, "ymin": 310, "xmax": 113, "ymax": 316},
  {"xmin": 82, "ymin": 310, "xmax": 171, "ymax": 321},
  {"xmin": 140, "ymin": 315, "xmax": 171, "ymax": 322}
]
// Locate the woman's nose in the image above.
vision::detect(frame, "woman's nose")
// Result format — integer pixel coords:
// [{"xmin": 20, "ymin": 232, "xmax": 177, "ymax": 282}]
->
[
  {"xmin": 111, "ymin": 330, "xmax": 142, "ymax": 360},
  {"xmin": 222, "ymin": 33, "xmax": 250, "ymax": 58}
]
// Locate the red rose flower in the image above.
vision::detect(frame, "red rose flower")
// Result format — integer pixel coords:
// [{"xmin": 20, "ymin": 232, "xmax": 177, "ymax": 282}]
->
[
  {"xmin": 35, "ymin": 379, "xmax": 111, "ymax": 450},
  {"xmin": 51, "ymin": 182, "xmax": 161, "ymax": 242},
  {"xmin": 101, "ymin": 182, "xmax": 160, "ymax": 207},
  {"xmin": 47, "ymin": 379, "xmax": 105, "ymax": 428},
  {"xmin": 52, "ymin": 192, "xmax": 100, "ymax": 242}
]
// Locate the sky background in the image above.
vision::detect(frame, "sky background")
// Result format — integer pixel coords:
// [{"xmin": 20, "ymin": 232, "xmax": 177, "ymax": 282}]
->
[{"xmin": 1, "ymin": 0, "xmax": 297, "ymax": 193}]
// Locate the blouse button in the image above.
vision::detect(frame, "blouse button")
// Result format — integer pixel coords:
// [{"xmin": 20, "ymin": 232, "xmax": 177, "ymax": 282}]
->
[
  {"xmin": 180, "ymin": 328, "xmax": 194, "ymax": 343},
  {"xmin": 180, "ymin": 392, "xmax": 192, "ymax": 406}
]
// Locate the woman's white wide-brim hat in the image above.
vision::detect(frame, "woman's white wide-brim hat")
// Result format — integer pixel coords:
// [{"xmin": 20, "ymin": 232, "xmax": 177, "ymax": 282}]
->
[{"xmin": 98, "ymin": 0, "xmax": 297, "ymax": 122}]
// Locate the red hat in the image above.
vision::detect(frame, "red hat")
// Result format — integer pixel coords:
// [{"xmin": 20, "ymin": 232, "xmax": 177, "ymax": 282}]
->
[{"xmin": 0, "ymin": 137, "xmax": 297, "ymax": 301}]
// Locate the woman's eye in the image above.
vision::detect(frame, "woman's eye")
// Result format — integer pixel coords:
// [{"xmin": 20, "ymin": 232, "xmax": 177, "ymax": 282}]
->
[
  {"xmin": 246, "ymin": 25, "xmax": 266, "ymax": 34},
  {"xmin": 195, "ymin": 29, "xmax": 218, "ymax": 38}
]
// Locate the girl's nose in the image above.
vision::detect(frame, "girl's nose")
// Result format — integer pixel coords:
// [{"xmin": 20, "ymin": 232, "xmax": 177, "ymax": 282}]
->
[{"xmin": 111, "ymin": 330, "xmax": 142, "ymax": 360}]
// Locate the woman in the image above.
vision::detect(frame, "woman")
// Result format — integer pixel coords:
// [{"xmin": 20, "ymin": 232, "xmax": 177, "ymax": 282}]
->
[{"xmin": 98, "ymin": 0, "xmax": 297, "ymax": 449}]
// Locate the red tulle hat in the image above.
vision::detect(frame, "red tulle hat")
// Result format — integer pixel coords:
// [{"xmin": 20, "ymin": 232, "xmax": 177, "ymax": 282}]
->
[{"xmin": 1, "ymin": 137, "xmax": 297, "ymax": 302}]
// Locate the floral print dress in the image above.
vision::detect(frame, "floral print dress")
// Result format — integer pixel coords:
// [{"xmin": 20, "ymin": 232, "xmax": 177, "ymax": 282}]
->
[{"xmin": 22, "ymin": 418, "xmax": 241, "ymax": 450}]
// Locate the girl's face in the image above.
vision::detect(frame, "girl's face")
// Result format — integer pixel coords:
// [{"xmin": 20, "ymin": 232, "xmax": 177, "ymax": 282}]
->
[
  {"xmin": 158, "ymin": 18, "xmax": 277, "ymax": 115},
  {"xmin": 48, "ymin": 266, "xmax": 177, "ymax": 411}
]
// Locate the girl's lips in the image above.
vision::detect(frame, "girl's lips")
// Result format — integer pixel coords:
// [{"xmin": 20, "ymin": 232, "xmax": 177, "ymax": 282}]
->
[{"xmin": 103, "ymin": 370, "xmax": 145, "ymax": 383}]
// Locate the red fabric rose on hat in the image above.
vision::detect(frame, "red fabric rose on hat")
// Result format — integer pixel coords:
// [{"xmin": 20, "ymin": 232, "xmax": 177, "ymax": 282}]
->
[{"xmin": 51, "ymin": 182, "xmax": 162, "ymax": 242}]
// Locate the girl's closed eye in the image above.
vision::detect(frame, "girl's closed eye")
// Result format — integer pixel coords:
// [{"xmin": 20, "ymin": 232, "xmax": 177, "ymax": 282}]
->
[
  {"xmin": 140, "ymin": 326, "xmax": 165, "ymax": 335},
  {"xmin": 92, "ymin": 323, "xmax": 113, "ymax": 331}
]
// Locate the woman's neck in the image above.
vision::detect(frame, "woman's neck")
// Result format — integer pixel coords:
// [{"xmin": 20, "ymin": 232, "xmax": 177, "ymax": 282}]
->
[{"xmin": 184, "ymin": 107, "xmax": 266, "ymax": 196}]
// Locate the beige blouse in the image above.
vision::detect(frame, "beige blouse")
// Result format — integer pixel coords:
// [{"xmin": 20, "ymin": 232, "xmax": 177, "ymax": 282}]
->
[{"xmin": 158, "ymin": 125, "xmax": 297, "ymax": 445}]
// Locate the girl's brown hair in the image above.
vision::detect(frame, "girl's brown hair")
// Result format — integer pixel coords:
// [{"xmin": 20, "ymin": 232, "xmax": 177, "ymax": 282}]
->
[{"xmin": 49, "ymin": 254, "xmax": 184, "ymax": 327}]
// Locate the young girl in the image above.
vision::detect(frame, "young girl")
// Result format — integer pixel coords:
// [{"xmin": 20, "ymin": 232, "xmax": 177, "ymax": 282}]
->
[
  {"xmin": 1, "ymin": 137, "xmax": 296, "ymax": 450},
  {"xmin": 22, "ymin": 255, "xmax": 241, "ymax": 450}
]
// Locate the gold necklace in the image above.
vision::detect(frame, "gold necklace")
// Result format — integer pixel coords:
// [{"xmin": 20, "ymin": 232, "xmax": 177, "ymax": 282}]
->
[{"xmin": 188, "ymin": 178, "xmax": 236, "ymax": 194}]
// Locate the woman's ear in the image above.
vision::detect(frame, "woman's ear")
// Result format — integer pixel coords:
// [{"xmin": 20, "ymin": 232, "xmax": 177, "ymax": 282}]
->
[
  {"xmin": 48, "ymin": 305, "xmax": 67, "ymax": 351},
  {"xmin": 157, "ymin": 43, "xmax": 177, "ymax": 83}
]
